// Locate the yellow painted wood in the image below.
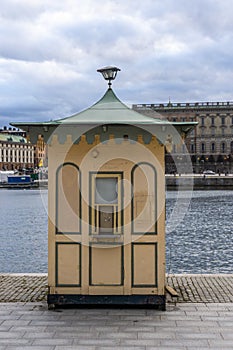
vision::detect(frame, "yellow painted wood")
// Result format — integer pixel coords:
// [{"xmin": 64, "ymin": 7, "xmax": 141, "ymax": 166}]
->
[
  {"xmin": 47, "ymin": 133, "xmax": 166, "ymax": 300},
  {"xmin": 123, "ymin": 243, "xmax": 131, "ymax": 295},
  {"xmin": 55, "ymin": 287, "xmax": 82, "ymax": 294},
  {"xmin": 133, "ymin": 164, "xmax": 156, "ymax": 233},
  {"xmin": 56, "ymin": 244, "xmax": 81, "ymax": 286},
  {"xmin": 166, "ymin": 285, "xmax": 179, "ymax": 297},
  {"xmin": 89, "ymin": 286, "xmax": 124, "ymax": 295},
  {"xmin": 131, "ymin": 288, "xmax": 158, "ymax": 294},
  {"xmin": 57, "ymin": 164, "xmax": 80, "ymax": 233},
  {"xmin": 90, "ymin": 246, "xmax": 122, "ymax": 286},
  {"xmin": 133, "ymin": 244, "xmax": 157, "ymax": 286}
]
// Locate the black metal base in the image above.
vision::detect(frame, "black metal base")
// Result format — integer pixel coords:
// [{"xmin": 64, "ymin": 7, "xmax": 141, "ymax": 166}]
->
[{"xmin": 47, "ymin": 294, "xmax": 166, "ymax": 310}]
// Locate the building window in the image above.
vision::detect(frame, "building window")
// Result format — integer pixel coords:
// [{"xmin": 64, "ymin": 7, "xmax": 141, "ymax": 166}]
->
[
  {"xmin": 211, "ymin": 117, "xmax": 215, "ymax": 126},
  {"xmin": 221, "ymin": 142, "xmax": 226, "ymax": 153},
  {"xmin": 231, "ymin": 141, "xmax": 233, "ymax": 153},
  {"xmin": 211, "ymin": 127, "xmax": 215, "ymax": 136},
  {"xmin": 211, "ymin": 143, "xmax": 215, "ymax": 152},
  {"xmin": 221, "ymin": 117, "xmax": 225, "ymax": 125},
  {"xmin": 189, "ymin": 129, "xmax": 195, "ymax": 136},
  {"xmin": 201, "ymin": 117, "xmax": 205, "ymax": 126},
  {"xmin": 201, "ymin": 143, "xmax": 205, "ymax": 153},
  {"xmin": 190, "ymin": 144, "xmax": 195, "ymax": 153},
  {"xmin": 222, "ymin": 128, "xmax": 225, "ymax": 136}
]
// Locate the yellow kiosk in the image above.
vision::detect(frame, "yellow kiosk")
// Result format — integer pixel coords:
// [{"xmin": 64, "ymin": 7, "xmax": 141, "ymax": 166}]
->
[{"xmin": 12, "ymin": 67, "xmax": 196, "ymax": 310}]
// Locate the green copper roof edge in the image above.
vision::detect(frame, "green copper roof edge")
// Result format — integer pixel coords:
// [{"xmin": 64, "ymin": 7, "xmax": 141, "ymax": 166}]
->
[{"xmin": 11, "ymin": 120, "xmax": 198, "ymax": 126}]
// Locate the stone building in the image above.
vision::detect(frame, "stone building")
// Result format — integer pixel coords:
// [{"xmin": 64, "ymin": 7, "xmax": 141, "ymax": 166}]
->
[
  {"xmin": 0, "ymin": 131, "xmax": 34, "ymax": 171},
  {"xmin": 133, "ymin": 101, "xmax": 233, "ymax": 173},
  {"xmin": 0, "ymin": 127, "xmax": 47, "ymax": 170},
  {"xmin": 34, "ymin": 134, "xmax": 46, "ymax": 168}
]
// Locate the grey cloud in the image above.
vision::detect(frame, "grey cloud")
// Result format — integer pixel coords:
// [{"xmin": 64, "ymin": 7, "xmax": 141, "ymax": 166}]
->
[{"xmin": 1, "ymin": 0, "xmax": 233, "ymax": 127}]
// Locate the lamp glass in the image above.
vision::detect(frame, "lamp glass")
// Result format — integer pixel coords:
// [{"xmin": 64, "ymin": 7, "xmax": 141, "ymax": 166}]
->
[{"xmin": 97, "ymin": 66, "xmax": 121, "ymax": 86}]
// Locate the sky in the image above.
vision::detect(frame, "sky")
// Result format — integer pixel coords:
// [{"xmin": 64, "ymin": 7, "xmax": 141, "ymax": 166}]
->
[{"xmin": 1, "ymin": 0, "xmax": 233, "ymax": 127}]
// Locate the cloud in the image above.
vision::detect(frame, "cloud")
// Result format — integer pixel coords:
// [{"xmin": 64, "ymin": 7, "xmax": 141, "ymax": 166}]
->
[{"xmin": 0, "ymin": 0, "xmax": 233, "ymax": 127}]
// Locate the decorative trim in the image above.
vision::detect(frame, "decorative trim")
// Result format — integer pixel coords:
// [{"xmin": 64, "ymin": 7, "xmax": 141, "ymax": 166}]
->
[
  {"xmin": 55, "ymin": 242, "xmax": 81, "ymax": 287},
  {"xmin": 131, "ymin": 242, "xmax": 158, "ymax": 288},
  {"xmin": 131, "ymin": 162, "xmax": 157, "ymax": 235},
  {"xmin": 55, "ymin": 162, "xmax": 82, "ymax": 234}
]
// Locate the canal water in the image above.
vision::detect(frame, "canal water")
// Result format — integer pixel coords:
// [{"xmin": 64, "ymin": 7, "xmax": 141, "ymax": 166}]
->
[{"xmin": 0, "ymin": 189, "xmax": 232, "ymax": 273}]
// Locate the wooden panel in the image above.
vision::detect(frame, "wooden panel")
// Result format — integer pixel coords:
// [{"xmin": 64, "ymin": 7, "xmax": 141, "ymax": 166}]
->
[
  {"xmin": 56, "ymin": 163, "xmax": 80, "ymax": 234},
  {"xmin": 56, "ymin": 243, "xmax": 81, "ymax": 286},
  {"xmin": 132, "ymin": 243, "xmax": 157, "ymax": 287},
  {"xmin": 90, "ymin": 246, "xmax": 123, "ymax": 286},
  {"xmin": 132, "ymin": 163, "xmax": 156, "ymax": 233}
]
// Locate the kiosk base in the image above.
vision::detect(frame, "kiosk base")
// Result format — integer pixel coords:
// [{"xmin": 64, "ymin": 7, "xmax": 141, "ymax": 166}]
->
[{"xmin": 47, "ymin": 294, "xmax": 166, "ymax": 310}]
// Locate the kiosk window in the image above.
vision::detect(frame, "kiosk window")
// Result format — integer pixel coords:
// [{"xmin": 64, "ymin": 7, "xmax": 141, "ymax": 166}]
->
[
  {"xmin": 90, "ymin": 173, "xmax": 122, "ymax": 235},
  {"xmin": 95, "ymin": 178, "xmax": 118, "ymax": 204}
]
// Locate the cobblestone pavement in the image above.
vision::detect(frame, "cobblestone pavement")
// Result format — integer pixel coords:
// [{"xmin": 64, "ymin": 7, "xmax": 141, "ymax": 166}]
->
[
  {"xmin": 167, "ymin": 274, "xmax": 233, "ymax": 303},
  {"xmin": 0, "ymin": 274, "xmax": 47, "ymax": 303},
  {"xmin": 1, "ymin": 273, "xmax": 233, "ymax": 303}
]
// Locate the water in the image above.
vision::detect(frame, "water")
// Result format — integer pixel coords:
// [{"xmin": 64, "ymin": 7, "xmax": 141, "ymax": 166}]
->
[
  {"xmin": 0, "ymin": 189, "xmax": 232, "ymax": 273},
  {"xmin": 0, "ymin": 190, "xmax": 48, "ymax": 273},
  {"xmin": 166, "ymin": 190, "xmax": 233, "ymax": 274}
]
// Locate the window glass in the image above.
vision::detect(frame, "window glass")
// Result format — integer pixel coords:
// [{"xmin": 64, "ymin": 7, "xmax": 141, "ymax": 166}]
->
[{"xmin": 95, "ymin": 178, "xmax": 118, "ymax": 204}]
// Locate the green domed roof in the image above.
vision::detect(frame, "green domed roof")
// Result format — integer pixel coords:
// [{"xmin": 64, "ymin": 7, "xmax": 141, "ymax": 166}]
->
[{"xmin": 11, "ymin": 87, "xmax": 197, "ymax": 144}]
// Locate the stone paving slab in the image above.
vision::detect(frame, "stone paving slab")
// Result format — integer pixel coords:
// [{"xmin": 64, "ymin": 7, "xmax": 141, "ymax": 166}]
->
[
  {"xmin": 1, "ymin": 273, "xmax": 233, "ymax": 303},
  {"xmin": 0, "ymin": 302, "xmax": 233, "ymax": 349}
]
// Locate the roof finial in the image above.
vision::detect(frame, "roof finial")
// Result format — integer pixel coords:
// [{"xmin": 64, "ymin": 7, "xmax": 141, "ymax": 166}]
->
[{"xmin": 97, "ymin": 66, "xmax": 121, "ymax": 89}]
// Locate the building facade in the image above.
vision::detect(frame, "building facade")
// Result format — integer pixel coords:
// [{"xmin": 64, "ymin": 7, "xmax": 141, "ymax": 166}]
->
[
  {"xmin": 0, "ymin": 127, "xmax": 47, "ymax": 170},
  {"xmin": 0, "ymin": 129, "xmax": 34, "ymax": 171},
  {"xmin": 34, "ymin": 134, "xmax": 46, "ymax": 168},
  {"xmin": 133, "ymin": 101, "xmax": 233, "ymax": 173}
]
